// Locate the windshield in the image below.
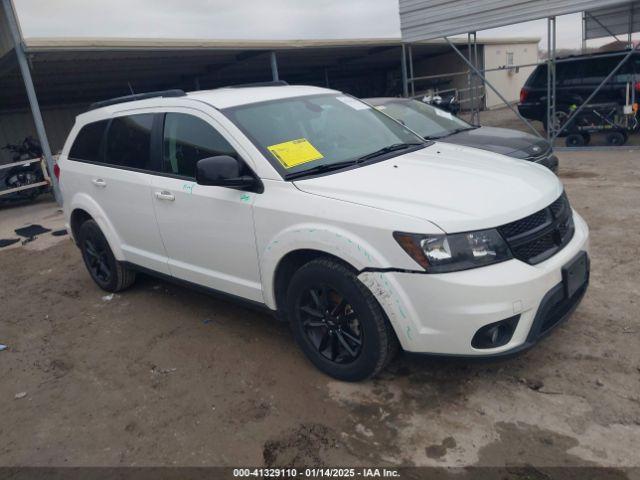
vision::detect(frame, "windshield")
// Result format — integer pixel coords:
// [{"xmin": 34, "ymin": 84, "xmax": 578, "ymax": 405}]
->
[
  {"xmin": 374, "ymin": 100, "xmax": 472, "ymax": 139},
  {"xmin": 223, "ymin": 94, "xmax": 425, "ymax": 178}
]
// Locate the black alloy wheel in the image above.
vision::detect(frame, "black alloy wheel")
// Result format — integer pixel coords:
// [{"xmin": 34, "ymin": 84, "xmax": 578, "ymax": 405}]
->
[
  {"xmin": 83, "ymin": 229, "xmax": 112, "ymax": 284},
  {"xmin": 286, "ymin": 258, "xmax": 399, "ymax": 381},
  {"xmin": 298, "ymin": 284, "xmax": 363, "ymax": 364},
  {"xmin": 78, "ymin": 219, "xmax": 136, "ymax": 292}
]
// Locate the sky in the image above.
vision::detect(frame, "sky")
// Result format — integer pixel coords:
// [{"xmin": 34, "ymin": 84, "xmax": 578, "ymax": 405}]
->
[{"xmin": 13, "ymin": 0, "xmax": 628, "ymax": 50}]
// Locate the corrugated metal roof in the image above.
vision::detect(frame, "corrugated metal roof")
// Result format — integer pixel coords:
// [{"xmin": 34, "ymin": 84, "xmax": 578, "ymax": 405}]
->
[
  {"xmin": 22, "ymin": 36, "xmax": 540, "ymax": 52},
  {"xmin": 585, "ymin": 1, "xmax": 640, "ymax": 39},
  {"xmin": 400, "ymin": 0, "xmax": 633, "ymax": 42}
]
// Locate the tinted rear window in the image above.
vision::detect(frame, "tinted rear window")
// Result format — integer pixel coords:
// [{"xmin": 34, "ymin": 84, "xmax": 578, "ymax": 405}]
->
[
  {"xmin": 69, "ymin": 120, "xmax": 108, "ymax": 162},
  {"xmin": 105, "ymin": 114, "xmax": 154, "ymax": 169}
]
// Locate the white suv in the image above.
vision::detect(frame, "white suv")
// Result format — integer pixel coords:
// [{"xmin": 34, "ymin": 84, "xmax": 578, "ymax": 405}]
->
[{"xmin": 58, "ymin": 84, "xmax": 590, "ymax": 381}]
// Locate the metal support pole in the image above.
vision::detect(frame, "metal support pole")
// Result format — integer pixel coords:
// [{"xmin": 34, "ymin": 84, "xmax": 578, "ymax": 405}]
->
[
  {"xmin": 401, "ymin": 44, "xmax": 409, "ymax": 97},
  {"xmin": 270, "ymin": 51, "xmax": 279, "ymax": 82},
  {"xmin": 552, "ymin": 18, "xmax": 556, "ymax": 140},
  {"xmin": 467, "ymin": 33, "xmax": 473, "ymax": 116},
  {"xmin": 547, "ymin": 17, "xmax": 557, "ymax": 142},
  {"xmin": 408, "ymin": 44, "xmax": 415, "ymax": 97},
  {"xmin": 2, "ymin": 0, "xmax": 60, "ymax": 204},
  {"xmin": 582, "ymin": 12, "xmax": 587, "ymax": 53},
  {"xmin": 629, "ymin": 4, "xmax": 634, "ymax": 49},
  {"xmin": 473, "ymin": 32, "xmax": 480, "ymax": 123},
  {"xmin": 551, "ymin": 42, "xmax": 640, "ymax": 142},
  {"xmin": 444, "ymin": 37, "xmax": 544, "ymax": 139}
]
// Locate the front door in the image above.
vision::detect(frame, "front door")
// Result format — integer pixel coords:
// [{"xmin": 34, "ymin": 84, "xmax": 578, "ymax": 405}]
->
[{"xmin": 150, "ymin": 111, "xmax": 263, "ymax": 302}]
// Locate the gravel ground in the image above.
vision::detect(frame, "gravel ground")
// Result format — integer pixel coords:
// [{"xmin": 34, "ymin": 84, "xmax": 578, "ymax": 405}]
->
[{"xmin": 0, "ymin": 150, "xmax": 638, "ymax": 476}]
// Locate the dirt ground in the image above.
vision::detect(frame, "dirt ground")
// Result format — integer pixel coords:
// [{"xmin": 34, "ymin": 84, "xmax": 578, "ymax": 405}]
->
[{"xmin": 0, "ymin": 150, "xmax": 639, "ymax": 474}]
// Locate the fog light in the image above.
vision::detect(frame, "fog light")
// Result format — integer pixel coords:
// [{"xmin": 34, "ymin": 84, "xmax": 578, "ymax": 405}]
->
[{"xmin": 471, "ymin": 315, "xmax": 520, "ymax": 349}]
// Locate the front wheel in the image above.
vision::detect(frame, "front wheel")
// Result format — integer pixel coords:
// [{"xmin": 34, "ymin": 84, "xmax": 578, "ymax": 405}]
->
[{"xmin": 286, "ymin": 258, "xmax": 398, "ymax": 381}]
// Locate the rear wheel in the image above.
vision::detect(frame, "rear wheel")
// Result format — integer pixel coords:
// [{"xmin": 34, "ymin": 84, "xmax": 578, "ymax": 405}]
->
[
  {"xmin": 78, "ymin": 220, "xmax": 136, "ymax": 292},
  {"xmin": 606, "ymin": 131, "xmax": 626, "ymax": 146},
  {"xmin": 565, "ymin": 133, "xmax": 586, "ymax": 147},
  {"xmin": 286, "ymin": 258, "xmax": 398, "ymax": 381}
]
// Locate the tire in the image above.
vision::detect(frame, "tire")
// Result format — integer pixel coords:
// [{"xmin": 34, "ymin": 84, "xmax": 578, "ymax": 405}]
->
[
  {"xmin": 606, "ymin": 131, "xmax": 626, "ymax": 146},
  {"xmin": 78, "ymin": 219, "xmax": 136, "ymax": 292},
  {"xmin": 543, "ymin": 108, "xmax": 569, "ymax": 135},
  {"xmin": 565, "ymin": 133, "xmax": 585, "ymax": 147},
  {"xmin": 286, "ymin": 258, "xmax": 399, "ymax": 381}
]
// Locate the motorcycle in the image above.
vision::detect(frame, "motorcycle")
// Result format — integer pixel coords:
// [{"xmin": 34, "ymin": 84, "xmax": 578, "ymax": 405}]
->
[
  {"xmin": 422, "ymin": 92, "xmax": 461, "ymax": 115},
  {"xmin": 0, "ymin": 136, "xmax": 49, "ymax": 203}
]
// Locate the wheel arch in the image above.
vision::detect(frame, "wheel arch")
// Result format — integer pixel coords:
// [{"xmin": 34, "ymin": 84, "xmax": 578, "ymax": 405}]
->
[
  {"xmin": 68, "ymin": 193, "xmax": 124, "ymax": 260},
  {"xmin": 271, "ymin": 249, "xmax": 358, "ymax": 320},
  {"xmin": 260, "ymin": 224, "xmax": 394, "ymax": 312}
]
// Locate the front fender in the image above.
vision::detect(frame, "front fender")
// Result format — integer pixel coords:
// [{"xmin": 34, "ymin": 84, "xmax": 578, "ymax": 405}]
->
[
  {"xmin": 260, "ymin": 223, "xmax": 394, "ymax": 309},
  {"xmin": 67, "ymin": 192, "xmax": 125, "ymax": 261}
]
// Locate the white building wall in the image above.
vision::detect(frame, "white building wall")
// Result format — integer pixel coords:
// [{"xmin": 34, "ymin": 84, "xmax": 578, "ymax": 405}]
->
[{"xmin": 483, "ymin": 42, "xmax": 539, "ymax": 109}]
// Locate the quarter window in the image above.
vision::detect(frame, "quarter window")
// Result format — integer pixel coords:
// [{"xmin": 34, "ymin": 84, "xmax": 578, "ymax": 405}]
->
[
  {"xmin": 69, "ymin": 120, "xmax": 108, "ymax": 162},
  {"xmin": 162, "ymin": 113, "xmax": 236, "ymax": 178},
  {"xmin": 104, "ymin": 114, "xmax": 154, "ymax": 169}
]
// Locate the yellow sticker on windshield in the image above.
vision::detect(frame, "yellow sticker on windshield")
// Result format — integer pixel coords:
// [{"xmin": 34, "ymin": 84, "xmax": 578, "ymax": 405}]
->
[{"xmin": 267, "ymin": 138, "xmax": 324, "ymax": 169}]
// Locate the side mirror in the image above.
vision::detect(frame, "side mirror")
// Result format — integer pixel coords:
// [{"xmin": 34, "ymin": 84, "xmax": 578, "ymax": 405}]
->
[{"xmin": 196, "ymin": 155, "xmax": 259, "ymax": 191}]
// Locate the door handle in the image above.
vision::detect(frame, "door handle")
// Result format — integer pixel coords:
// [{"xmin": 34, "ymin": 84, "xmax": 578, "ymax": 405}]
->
[
  {"xmin": 155, "ymin": 191, "xmax": 175, "ymax": 201},
  {"xmin": 92, "ymin": 178, "xmax": 106, "ymax": 188}
]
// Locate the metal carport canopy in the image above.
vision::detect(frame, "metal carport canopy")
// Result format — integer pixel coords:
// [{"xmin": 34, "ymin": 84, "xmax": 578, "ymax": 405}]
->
[
  {"xmin": 584, "ymin": 1, "xmax": 640, "ymax": 39},
  {"xmin": 400, "ymin": 0, "xmax": 635, "ymax": 41}
]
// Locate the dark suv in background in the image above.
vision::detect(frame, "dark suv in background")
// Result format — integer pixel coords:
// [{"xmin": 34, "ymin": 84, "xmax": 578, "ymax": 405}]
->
[{"xmin": 518, "ymin": 50, "xmax": 640, "ymax": 130}]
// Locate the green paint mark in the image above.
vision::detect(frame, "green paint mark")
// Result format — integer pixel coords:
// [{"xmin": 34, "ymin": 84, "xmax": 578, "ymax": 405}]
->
[
  {"xmin": 240, "ymin": 193, "xmax": 251, "ymax": 202},
  {"xmin": 406, "ymin": 326, "xmax": 413, "ymax": 340},
  {"xmin": 182, "ymin": 183, "xmax": 194, "ymax": 194}
]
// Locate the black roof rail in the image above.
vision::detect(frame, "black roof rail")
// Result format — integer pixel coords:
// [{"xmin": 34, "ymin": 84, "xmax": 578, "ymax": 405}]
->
[
  {"xmin": 88, "ymin": 89, "xmax": 186, "ymax": 111},
  {"xmin": 227, "ymin": 80, "xmax": 289, "ymax": 89}
]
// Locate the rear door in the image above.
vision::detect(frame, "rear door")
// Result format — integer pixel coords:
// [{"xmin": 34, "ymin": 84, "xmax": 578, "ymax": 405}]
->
[
  {"xmin": 149, "ymin": 110, "xmax": 262, "ymax": 302},
  {"xmin": 66, "ymin": 113, "xmax": 170, "ymax": 274}
]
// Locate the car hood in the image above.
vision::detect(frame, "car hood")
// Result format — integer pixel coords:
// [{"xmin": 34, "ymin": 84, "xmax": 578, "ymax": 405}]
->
[
  {"xmin": 293, "ymin": 142, "xmax": 563, "ymax": 233},
  {"xmin": 443, "ymin": 126, "xmax": 550, "ymax": 159}
]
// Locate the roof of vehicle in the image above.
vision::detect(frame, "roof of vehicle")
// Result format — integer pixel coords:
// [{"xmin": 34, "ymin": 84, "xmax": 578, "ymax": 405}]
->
[
  {"xmin": 530, "ymin": 48, "xmax": 638, "ymax": 69},
  {"xmin": 188, "ymin": 84, "xmax": 339, "ymax": 109},
  {"xmin": 76, "ymin": 84, "xmax": 340, "ymax": 123}
]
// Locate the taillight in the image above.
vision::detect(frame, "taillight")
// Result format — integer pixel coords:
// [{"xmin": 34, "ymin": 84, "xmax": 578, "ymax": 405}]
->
[
  {"xmin": 520, "ymin": 87, "xmax": 529, "ymax": 103},
  {"xmin": 53, "ymin": 162, "xmax": 60, "ymax": 180},
  {"xmin": 635, "ymin": 81, "xmax": 640, "ymax": 92}
]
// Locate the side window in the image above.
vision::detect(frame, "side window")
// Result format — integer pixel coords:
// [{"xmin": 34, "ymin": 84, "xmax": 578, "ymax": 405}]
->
[
  {"xmin": 69, "ymin": 120, "xmax": 108, "ymax": 162},
  {"xmin": 105, "ymin": 114, "xmax": 154, "ymax": 169},
  {"xmin": 162, "ymin": 113, "xmax": 237, "ymax": 178}
]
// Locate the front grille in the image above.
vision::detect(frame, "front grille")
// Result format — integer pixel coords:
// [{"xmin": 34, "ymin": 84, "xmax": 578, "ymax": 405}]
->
[{"xmin": 499, "ymin": 192, "xmax": 575, "ymax": 265}]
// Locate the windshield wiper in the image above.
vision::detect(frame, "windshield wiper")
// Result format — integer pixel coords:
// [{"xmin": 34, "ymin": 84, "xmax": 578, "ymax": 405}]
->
[
  {"xmin": 356, "ymin": 142, "xmax": 424, "ymax": 162},
  {"xmin": 426, "ymin": 126, "xmax": 477, "ymax": 140},
  {"xmin": 284, "ymin": 160, "xmax": 360, "ymax": 180}
]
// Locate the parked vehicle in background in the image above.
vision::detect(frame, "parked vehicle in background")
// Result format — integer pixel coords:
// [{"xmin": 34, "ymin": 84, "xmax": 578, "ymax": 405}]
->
[
  {"xmin": 0, "ymin": 136, "xmax": 48, "ymax": 203},
  {"xmin": 58, "ymin": 85, "xmax": 589, "ymax": 381},
  {"xmin": 366, "ymin": 97, "xmax": 558, "ymax": 172},
  {"xmin": 518, "ymin": 50, "xmax": 640, "ymax": 132}
]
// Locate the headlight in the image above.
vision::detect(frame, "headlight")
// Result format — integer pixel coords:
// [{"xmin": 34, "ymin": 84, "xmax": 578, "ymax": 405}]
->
[{"xmin": 393, "ymin": 229, "xmax": 512, "ymax": 273}]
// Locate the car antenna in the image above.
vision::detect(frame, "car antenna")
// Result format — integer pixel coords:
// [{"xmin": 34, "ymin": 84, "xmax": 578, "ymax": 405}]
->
[{"xmin": 127, "ymin": 82, "xmax": 135, "ymax": 95}]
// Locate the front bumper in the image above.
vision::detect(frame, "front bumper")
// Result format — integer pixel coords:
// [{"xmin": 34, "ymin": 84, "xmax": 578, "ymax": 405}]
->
[{"xmin": 358, "ymin": 211, "xmax": 589, "ymax": 356}]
